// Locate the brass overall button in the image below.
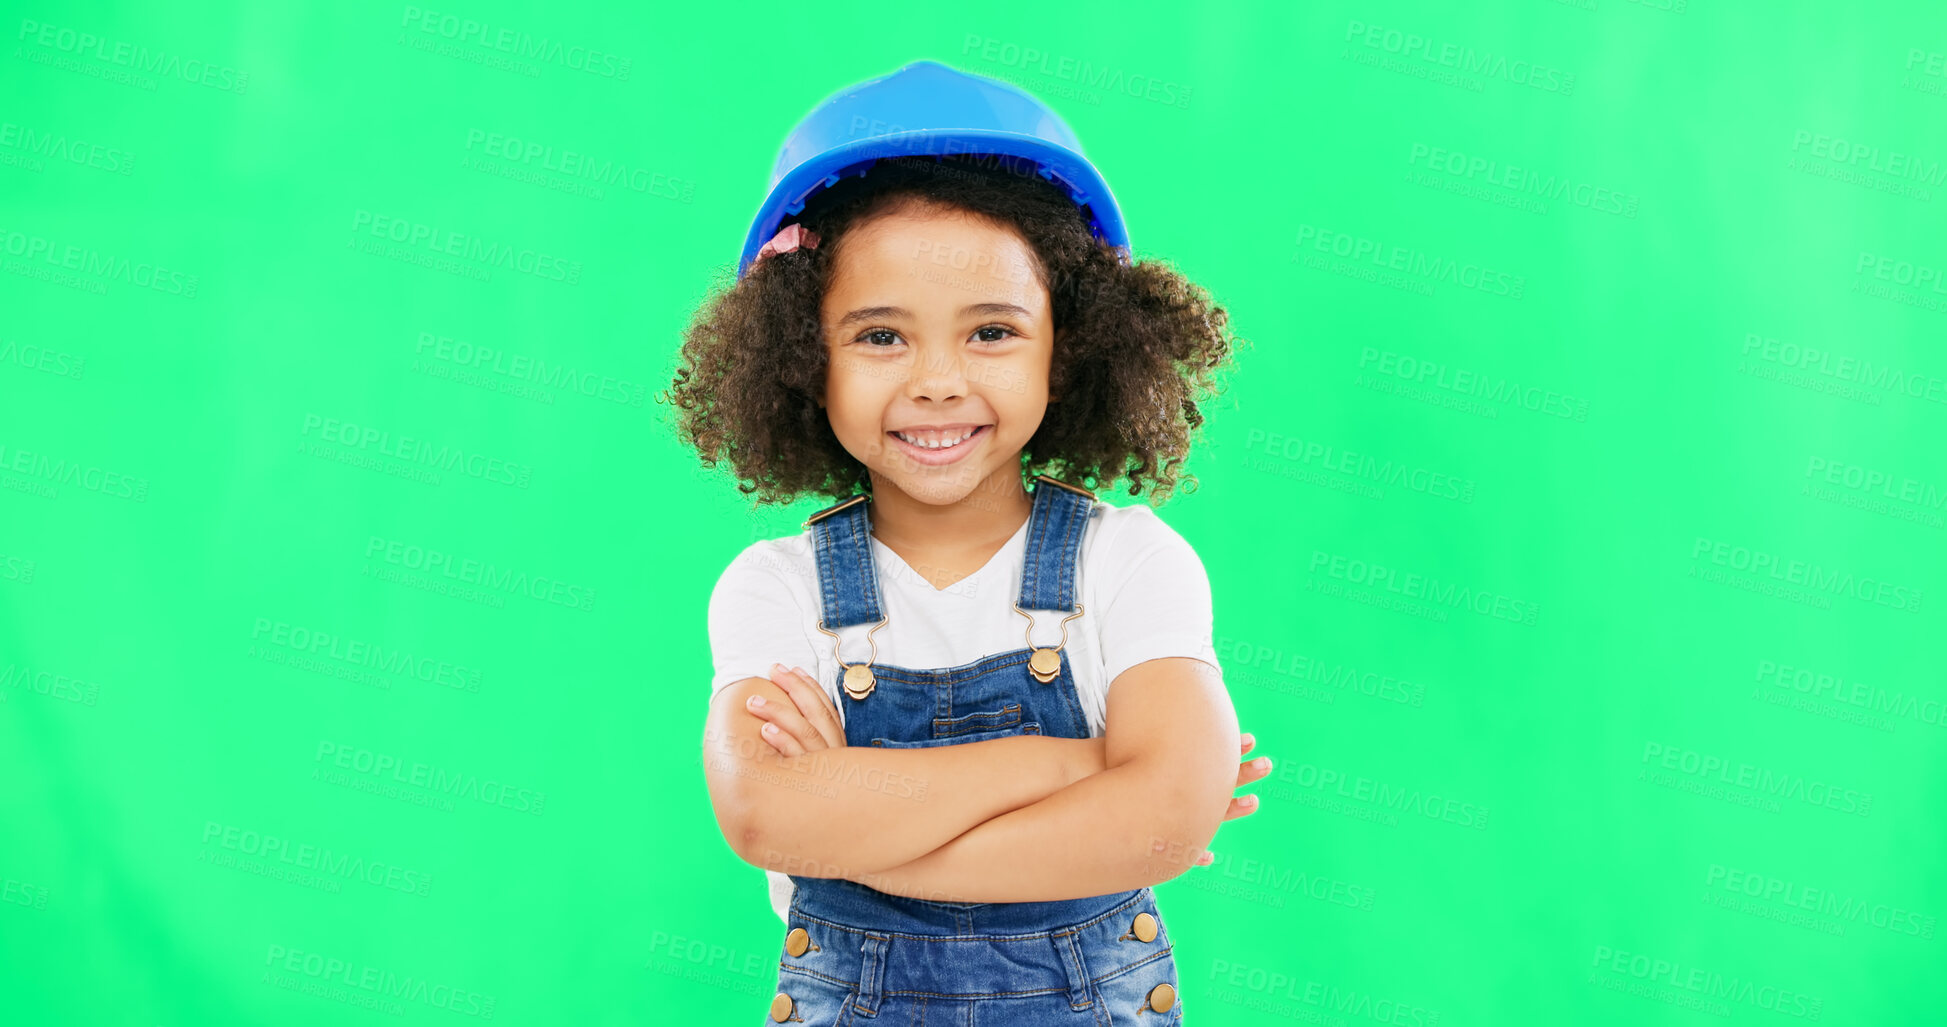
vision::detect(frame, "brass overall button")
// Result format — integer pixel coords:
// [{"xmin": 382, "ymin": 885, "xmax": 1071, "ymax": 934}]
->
[
  {"xmin": 1131, "ymin": 911, "xmax": 1158, "ymax": 943},
  {"xmin": 1146, "ymin": 982, "xmax": 1177, "ymax": 1012},
  {"xmin": 769, "ymin": 991, "xmax": 795, "ymax": 1021},
  {"xmin": 785, "ymin": 927, "xmax": 810, "ymax": 957}
]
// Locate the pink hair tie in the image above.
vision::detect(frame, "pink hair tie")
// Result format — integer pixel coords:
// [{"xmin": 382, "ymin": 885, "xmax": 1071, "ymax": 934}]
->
[{"xmin": 753, "ymin": 222, "xmax": 821, "ymax": 266}]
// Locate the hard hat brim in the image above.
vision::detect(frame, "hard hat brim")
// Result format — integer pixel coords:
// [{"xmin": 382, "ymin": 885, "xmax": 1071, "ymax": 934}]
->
[{"xmin": 736, "ymin": 129, "xmax": 1129, "ymax": 280}]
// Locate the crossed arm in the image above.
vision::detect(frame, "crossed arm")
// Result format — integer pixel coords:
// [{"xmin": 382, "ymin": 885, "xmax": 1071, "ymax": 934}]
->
[{"xmin": 701, "ymin": 657, "xmax": 1267, "ymax": 903}]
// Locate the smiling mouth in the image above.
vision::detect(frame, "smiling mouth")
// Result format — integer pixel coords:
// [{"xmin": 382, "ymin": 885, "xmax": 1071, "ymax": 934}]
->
[
  {"xmin": 887, "ymin": 426, "xmax": 991, "ymax": 450},
  {"xmin": 884, "ymin": 425, "xmax": 994, "ymax": 463}
]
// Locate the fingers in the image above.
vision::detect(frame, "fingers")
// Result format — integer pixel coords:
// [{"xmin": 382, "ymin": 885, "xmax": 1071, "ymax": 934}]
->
[
  {"xmin": 1235, "ymin": 753, "xmax": 1272, "ymax": 788},
  {"xmin": 769, "ymin": 664, "xmax": 845, "ymax": 750},
  {"xmin": 748, "ymin": 664, "xmax": 848, "ymax": 755},
  {"xmin": 763, "ymin": 666, "xmax": 841, "ymax": 748},
  {"xmin": 748, "ymin": 704, "xmax": 809, "ymax": 757},
  {"xmin": 746, "ymin": 688, "xmax": 821, "ymax": 756},
  {"xmin": 1223, "ymin": 731, "xmax": 1268, "ymax": 823}
]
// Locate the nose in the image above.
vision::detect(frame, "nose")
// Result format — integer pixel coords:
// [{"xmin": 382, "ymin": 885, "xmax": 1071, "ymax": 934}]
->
[{"xmin": 902, "ymin": 347, "xmax": 971, "ymax": 402}]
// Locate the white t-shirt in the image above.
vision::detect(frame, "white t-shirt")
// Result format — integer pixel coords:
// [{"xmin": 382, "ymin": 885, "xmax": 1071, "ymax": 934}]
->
[{"xmin": 706, "ymin": 499, "xmax": 1220, "ymax": 922}]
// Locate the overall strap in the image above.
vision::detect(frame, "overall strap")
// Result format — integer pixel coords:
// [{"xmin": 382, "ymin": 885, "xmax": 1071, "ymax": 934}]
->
[
  {"xmin": 804, "ymin": 474, "xmax": 1097, "ymax": 627},
  {"xmin": 803, "ymin": 494, "xmax": 882, "ymax": 630},
  {"xmin": 1018, "ymin": 475, "xmax": 1097, "ymax": 612}
]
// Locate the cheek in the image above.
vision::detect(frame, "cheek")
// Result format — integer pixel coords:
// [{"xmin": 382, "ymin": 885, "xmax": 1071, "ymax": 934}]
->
[
  {"xmin": 987, "ymin": 355, "xmax": 1051, "ymax": 409},
  {"xmin": 821, "ymin": 374, "xmax": 883, "ymax": 440}
]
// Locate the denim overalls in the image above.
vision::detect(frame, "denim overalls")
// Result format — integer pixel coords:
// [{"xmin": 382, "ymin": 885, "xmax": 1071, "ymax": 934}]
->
[{"xmin": 765, "ymin": 475, "xmax": 1184, "ymax": 1025}]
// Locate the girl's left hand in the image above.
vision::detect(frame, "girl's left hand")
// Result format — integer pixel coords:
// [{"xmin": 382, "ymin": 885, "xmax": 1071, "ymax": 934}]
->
[
  {"xmin": 745, "ymin": 664, "xmax": 847, "ymax": 756},
  {"xmin": 1223, "ymin": 732, "xmax": 1272, "ymax": 821},
  {"xmin": 1188, "ymin": 732, "xmax": 1273, "ymax": 868}
]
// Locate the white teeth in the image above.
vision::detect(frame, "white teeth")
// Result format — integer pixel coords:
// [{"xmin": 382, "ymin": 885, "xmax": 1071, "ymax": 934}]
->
[{"xmin": 893, "ymin": 427, "xmax": 979, "ymax": 449}]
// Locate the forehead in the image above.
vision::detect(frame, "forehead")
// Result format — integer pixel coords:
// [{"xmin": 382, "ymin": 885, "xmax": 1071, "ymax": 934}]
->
[{"xmin": 822, "ymin": 209, "xmax": 1044, "ymax": 313}]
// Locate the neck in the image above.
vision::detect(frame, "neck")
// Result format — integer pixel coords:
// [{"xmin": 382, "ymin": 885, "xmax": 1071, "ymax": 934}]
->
[{"xmin": 864, "ymin": 466, "xmax": 1032, "ymax": 549}]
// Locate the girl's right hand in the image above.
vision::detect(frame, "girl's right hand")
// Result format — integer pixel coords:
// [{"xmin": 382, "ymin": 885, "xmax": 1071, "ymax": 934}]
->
[{"xmin": 745, "ymin": 664, "xmax": 847, "ymax": 757}]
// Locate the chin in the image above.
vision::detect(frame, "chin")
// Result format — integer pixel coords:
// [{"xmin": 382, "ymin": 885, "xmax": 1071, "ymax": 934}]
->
[
  {"xmin": 881, "ymin": 472, "xmax": 978, "ymax": 500},
  {"xmin": 873, "ymin": 464, "xmax": 994, "ymax": 501}
]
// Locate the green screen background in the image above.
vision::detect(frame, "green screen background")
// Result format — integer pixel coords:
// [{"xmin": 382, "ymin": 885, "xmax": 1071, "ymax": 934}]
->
[{"xmin": 4, "ymin": 1, "xmax": 1943, "ymax": 1023}]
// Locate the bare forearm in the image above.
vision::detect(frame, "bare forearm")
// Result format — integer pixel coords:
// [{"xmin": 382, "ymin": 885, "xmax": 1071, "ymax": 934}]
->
[
  {"xmin": 711, "ymin": 733, "xmax": 1090, "ymax": 876},
  {"xmin": 841, "ymin": 758, "xmax": 1220, "ymax": 904}
]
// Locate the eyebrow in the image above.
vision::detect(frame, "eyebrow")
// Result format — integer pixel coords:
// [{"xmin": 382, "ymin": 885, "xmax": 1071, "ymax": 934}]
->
[{"xmin": 831, "ymin": 302, "xmax": 1035, "ymax": 332}]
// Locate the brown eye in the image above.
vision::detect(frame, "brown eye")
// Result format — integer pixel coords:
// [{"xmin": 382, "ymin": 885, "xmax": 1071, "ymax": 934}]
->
[{"xmin": 974, "ymin": 326, "xmax": 1017, "ymax": 343}]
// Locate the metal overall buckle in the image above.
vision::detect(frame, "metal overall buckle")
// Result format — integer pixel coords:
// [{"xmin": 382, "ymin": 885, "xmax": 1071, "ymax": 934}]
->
[
  {"xmin": 802, "ymin": 493, "xmax": 885, "ymax": 701},
  {"xmin": 1012, "ymin": 603, "xmax": 1086, "ymax": 683},
  {"xmin": 813, "ymin": 616, "xmax": 887, "ymax": 701}
]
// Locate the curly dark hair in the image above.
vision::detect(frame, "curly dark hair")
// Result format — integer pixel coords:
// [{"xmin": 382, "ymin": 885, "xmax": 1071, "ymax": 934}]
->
[{"xmin": 659, "ymin": 153, "xmax": 1241, "ymax": 507}]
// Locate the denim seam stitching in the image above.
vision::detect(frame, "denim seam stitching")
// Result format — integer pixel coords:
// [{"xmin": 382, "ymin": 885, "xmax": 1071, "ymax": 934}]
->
[
  {"xmin": 1056, "ymin": 491, "xmax": 1084, "ymax": 610},
  {"xmin": 1022, "ymin": 482, "xmax": 1054, "ymax": 608},
  {"xmin": 786, "ymin": 890, "xmax": 1148, "ymax": 941},
  {"xmin": 932, "ymin": 703, "xmax": 1022, "ymax": 732},
  {"xmin": 846, "ymin": 503, "xmax": 882, "ymax": 625},
  {"xmin": 877, "ymin": 983, "xmax": 1081, "ymax": 999},
  {"xmin": 777, "ymin": 965, "xmax": 858, "ymax": 989},
  {"xmin": 865, "ymin": 649, "xmax": 1039, "ymax": 685},
  {"xmin": 815, "ymin": 519, "xmax": 839, "ymax": 634},
  {"xmin": 1087, "ymin": 945, "xmax": 1175, "ymax": 985},
  {"xmin": 1057, "ymin": 929, "xmax": 1095, "ymax": 1010}
]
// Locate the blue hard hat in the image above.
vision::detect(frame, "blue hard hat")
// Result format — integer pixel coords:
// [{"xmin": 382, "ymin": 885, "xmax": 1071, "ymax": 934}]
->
[{"xmin": 737, "ymin": 59, "xmax": 1128, "ymax": 279}]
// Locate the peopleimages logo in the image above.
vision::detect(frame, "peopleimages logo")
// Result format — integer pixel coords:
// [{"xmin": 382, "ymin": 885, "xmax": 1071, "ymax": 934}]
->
[
  {"xmin": 1358, "ymin": 347, "xmax": 1589, "ymax": 420},
  {"xmin": 1755, "ymin": 658, "xmax": 1947, "ymax": 729},
  {"xmin": 300, "ymin": 414, "xmax": 532, "ymax": 488},
  {"xmin": 363, "ymin": 535, "xmax": 596, "ymax": 612},
  {"xmin": 15, "ymin": 19, "xmax": 250, "ymax": 92},
  {"xmin": 251, "ymin": 618, "xmax": 483, "ymax": 693},
  {"xmin": 1705, "ymin": 864, "xmax": 1936, "ymax": 938},
  {"xmin": 1274, "ymin": 761, "xmax": 1490, "ymax": 829},
  {"xmin": 414, "ymin": 332, "xmax": 647, "ymax": 407},
  {"xmin": 1344, "ymin": 20, "xmax": 1575, "ymax": 94},
  {"xmin": 0, "ymin": 121, "xmax": 136, "ymax": 174},
  {"xmin": 1206, "ymin": 957, "xmax": 1441, "ymax": 1026},
  {"xmin": 349, "ymin": 209, "xmax": 582, "ymax": 284},
  {"xmin": 1588, "ymin": 946, "xmax": 1822, "ymax": 1020},
  {"xmin": 313, "ymin": 742, "xmax": 546, "ymax": 815},
  {"xmin": 1789, "ymin": 131, "xmax": 1947, "ymax": 188},
  {"xmin": 1407, "ymin": 143, "xmax": 1638, "ymax": 217},
  {"xmin": 1639, "ymin": 742, "xmax": 1872, "ymax": 816},
  {"xmin": 263, "ymin": 944, "xmax": 496, "ymax": 1018},
  {"xmin": 1243, "ymin": 429, "xmax": 1476, "ymax": 502},
  {"xmin": 201, "ymin": 821, "xmax": 432, "ymax": 896},
  {"xmin": 1308, "ymin": 550, "xmax": 1538, "ymax": 625},
  {"xmin": 0, "ymin": 225, "xmax": 197, "ymax": 295},
  {"xmin": 0, "ymin": 338, "xmax": 86, "ymax": 379},
  {"xmin": 0, "ymin": 440, "xmax": 150, "ymax": 501},
  {"xmin": 1294, "ymin": 224, "xmax": 1526, "ymax": 298},
  {"xmin": 1741, "ymin": 332, "xmax": 1947, "ymax": 406},
  {"xmin": 1689, "ymin": 536, "xmax": 1924, "ymax": 612},
  {"xmin": 398, "ymin": 6, "xmax": 630, "ymax": 79},
  {"xmin": 461, "ymin": 130, "xmax": 690, "ymax": 202},
  {"xmin": 960, "ymin": 34, "xmax": 1192, "ymax": 108}
]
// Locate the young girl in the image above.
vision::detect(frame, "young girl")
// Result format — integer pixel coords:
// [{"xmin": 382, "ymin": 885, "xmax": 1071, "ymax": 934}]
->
[{"xmin": 669, "ymin": 59, "xmax": 1269, "ymax": 1025}]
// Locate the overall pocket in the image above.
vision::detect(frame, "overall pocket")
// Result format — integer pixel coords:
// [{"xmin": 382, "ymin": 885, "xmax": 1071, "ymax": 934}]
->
[
  {"xmin": 769, "ymin": 966, "xmax": 859, "ymax": 1026},
  {"xmin": 1082, "ymin": 892, "xmax": 1183, "ymax": 1025},
  {"xmin": 1088, "ymin": 952, "xmax": 1183, "ymax": 1026},
  {"xmin": 868, "ymin": 718, "xmax": 1042, "ymax": 748},
  {"xmin": 868, "ymin": 702, "xmax": 1044, "ymax": 747},
  {"xmin": 935, "ymin": 701, "xmax": 1025, "ymax": 737}
]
